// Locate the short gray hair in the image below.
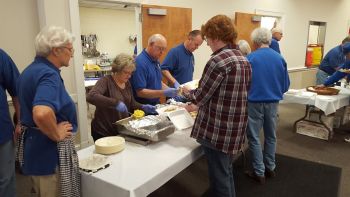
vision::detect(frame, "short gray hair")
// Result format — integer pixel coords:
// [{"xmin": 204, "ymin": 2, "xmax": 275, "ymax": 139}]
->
[
  {"xmin": 111, "ymin": 53, "xmax": 135, "ymax": 73},
  {"xmin": 35, "ymin": 26, "xmax": 74, "ymax": 57},
  {"xmin": 271, "ymin": 27, "xmax": 283, "ymax": 34},
  {"xmin": 251, "ymin": 27, "xmax": 272, "ymax": 46},
  {"xmin": 237, "ymin": 40, "xmax": 251, "ymax": 56},
  {"xmin": 147, "ymin": 34, "xmax": 166, "ymax": 45}
]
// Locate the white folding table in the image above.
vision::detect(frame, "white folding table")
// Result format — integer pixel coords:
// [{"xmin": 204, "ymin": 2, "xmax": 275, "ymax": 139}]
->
[{"xmin": 78, "ymin": 128, "xmax": 203, "ymax": 197}]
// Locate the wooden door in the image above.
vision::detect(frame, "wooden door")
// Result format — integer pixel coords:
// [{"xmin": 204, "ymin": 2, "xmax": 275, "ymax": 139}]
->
[
  {"xmin": 141, "ymin": 5, "xmax": 192, "ymax": 103},
  {"xmin": 141, "ymin": 5, "xmax": 192, "ymax": 62},
  {"xmin": 234, "ymin": 12, "xmax": 261, "ymax": 51}
]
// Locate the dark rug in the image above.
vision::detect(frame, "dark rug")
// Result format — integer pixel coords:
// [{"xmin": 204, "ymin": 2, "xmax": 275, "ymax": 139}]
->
[
  {"xmin": 234, "ymin": 153, "xmax": 342, "ymax": 197},
  {"xmin": 149, "ymin": 154, "xmax": 341, "ymax": 197}
]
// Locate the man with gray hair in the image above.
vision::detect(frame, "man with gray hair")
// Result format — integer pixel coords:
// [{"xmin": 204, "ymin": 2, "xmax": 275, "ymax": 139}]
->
[
  {"xmin": 130, "ymin": 34, "xmax": 178, "ymax": 105},
  {"xmin": 245, "ymin": 27, "xmax": 290, "ymax": 184},
  {"xmin": 269, "ymin": 27, "xmax": 283, "ymax": 54}
]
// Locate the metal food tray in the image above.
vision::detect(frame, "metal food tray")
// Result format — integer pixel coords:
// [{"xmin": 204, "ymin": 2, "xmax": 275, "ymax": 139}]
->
[{"xmin": 114, "ymin": 116, "xmax": 175, "ymax": 141}]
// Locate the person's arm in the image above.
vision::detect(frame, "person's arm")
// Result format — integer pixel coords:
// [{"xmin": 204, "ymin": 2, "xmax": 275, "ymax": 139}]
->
[
  {"xmin": 136, "ymin": 88, "xmax": 167, "ymax": 99},
  {"xmin": 162, "ymin": 70, "xmax": 177, "ymax": 86},
  {"xmin": 191, "ymin": 60, "xmax": 225, "ymax": 107},
  {"xmin": 86, "ymin": 76, "xmax": 119, "ymax": 109},
  {"xmin": 33, "ymin": 105, "xmax": 72, "ymax": 142},
  {"xmin": 11, "ymin": 97, "xmax": 21, "ymax": 138}
]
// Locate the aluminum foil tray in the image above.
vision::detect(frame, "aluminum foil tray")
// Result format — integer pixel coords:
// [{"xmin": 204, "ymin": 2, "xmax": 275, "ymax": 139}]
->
[{"xmin": 114, "ymin": 115, "xmax": 175, "ymax": 141}]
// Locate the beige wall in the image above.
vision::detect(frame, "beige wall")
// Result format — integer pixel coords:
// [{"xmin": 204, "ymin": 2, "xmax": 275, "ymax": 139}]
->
[
  {"xmin": 288, "ymin": 68, "xmax": 317, "ymax": 89},
  {"xmin": 79, "ymin": 7, "xmax": 136, "ymax": 59},
  {"xmin": 0, "ymin": 0, "xmax": 39, "ymax": 72},
  {"xmin": 138, "ymin": 0, "xmax": 350, "ymax": 79}
]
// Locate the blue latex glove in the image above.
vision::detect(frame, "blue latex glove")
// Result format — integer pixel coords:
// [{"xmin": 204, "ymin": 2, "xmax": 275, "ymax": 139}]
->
[
  {"xmin": 141, "ymin": 104, "xmax": 156, "ymax": 114},
  {"xmin": 115, "ymin": 102, "xmax": 128, "ymax": 113},
  {"xmin": 173, "ymin": 95, "xmax": 188, "ymax": 103},
  {"xmin": 174, "ymin": 81, "xmax": 180, "ymax": 89},
  {"xmin": 164, "ymin": 88, "xmax": 178, "ymax": 97}
]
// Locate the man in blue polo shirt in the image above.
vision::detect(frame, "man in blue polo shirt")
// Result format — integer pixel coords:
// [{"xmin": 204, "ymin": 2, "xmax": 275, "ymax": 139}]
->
[
  {"xmin": 0, "ymin": 49, "xmax": 20, "ymax": 197},
  {"xmin": 161, "ymin": 30, "xmax": 203, "ymax": 88},
  {"xmin": 130, "ymin": 34, "xmax": 178, "ymax": 105},
  {"xmin": 17, "ymin": 26, "xmax": 80, "ymax": 196},
  {"xmin": 269, "ymin": 27, "xmax": 283, "ymax": 54},
  {"xmin": 316, "ymin": 36, "xmax": 350, "ymax": 85}
]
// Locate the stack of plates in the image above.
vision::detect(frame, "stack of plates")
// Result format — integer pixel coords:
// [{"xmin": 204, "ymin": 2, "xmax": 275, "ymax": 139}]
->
[{"xmin": 95, "ymin": 136, "xmax": 125, "ymax": 155}]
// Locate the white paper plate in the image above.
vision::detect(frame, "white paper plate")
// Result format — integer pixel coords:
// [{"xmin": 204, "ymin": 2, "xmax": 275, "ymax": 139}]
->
[
  {"xmin": 95, "ymin": 136, "xmax": 125, "ymax": 155},
  {"xmin": 167, "ymin": 109, "xmax": 194, "ymax": 130}
]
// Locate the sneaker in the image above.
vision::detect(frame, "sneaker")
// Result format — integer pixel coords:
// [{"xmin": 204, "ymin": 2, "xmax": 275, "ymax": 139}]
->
[
  {"xmin": 265, "ymin": 168, "xmax": 276, "ymax": 178},
  {"xmin": 245, "ymin": 170, "xmax": 266, "ymax": 184},
  {"xmin": 345, "ymin": 137, "xmax": 350, "ymax": 143}
]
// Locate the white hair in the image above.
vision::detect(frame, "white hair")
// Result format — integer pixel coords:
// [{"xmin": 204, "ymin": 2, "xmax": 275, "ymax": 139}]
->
[
  {"xmin": 35, "ymin": 26, "xmax": 74, "ymax": 57},
  {"xmin": 271, "ymin": 27, "xmax": 283, "ymax": 34},
  {"xmin": 237, "ymin": 40, "xmax": 251, "ymax": 56},
  {"xmin": 147, "ymin": 34, "xmax": 166, "ymax": 45},
  {"xmin": 251, "ymin": 27, "xmax": 272, "ymax": 46}
]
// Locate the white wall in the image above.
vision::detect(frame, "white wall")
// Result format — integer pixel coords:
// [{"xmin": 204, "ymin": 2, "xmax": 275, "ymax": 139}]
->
[
  {"xmin": 79, "ymin": 7, "xmax": 136, "ymax": 59},
  {"xmin": 0, "ymin": 0, "xmax": 39, "ymax": 72}
]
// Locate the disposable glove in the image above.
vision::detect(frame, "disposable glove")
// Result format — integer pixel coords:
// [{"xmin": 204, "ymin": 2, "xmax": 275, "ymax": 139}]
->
[
  {"xmin": 174, "ymin": 81, "xmax": 180, "ymax": 89},
  {"xmin": 115, "ymin": 102, "xmax": 128, "ymax": 113},
  {"xmin": 163, "ymin": 88, "xmax": 178, "ymax": 97},
  {"xmin": 141, "ymin": 104, "xmax": 157, "ymax": 114}
]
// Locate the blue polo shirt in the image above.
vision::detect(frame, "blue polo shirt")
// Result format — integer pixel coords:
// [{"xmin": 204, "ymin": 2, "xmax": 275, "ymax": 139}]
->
[
  {"xmin": 324, "ymin": 60, "xmax": 350, "ymax": 86},
  {"xmin": 161, "ymin": 44, "xmax": 194, "ymax": 84},
  {"xmin": 269, "ymin": 38, "xmax": 281, "ymax": 54},
  {"xmin": 319, "ymin": 45, "xmax": 345, "ymax": 75},
  {"xmin": 130, "ymin": 49, "xmax": 162, "ymax": 105},
  {"xmin": 0, "ymin": 49, "xmax": 20, "ymax": 144},
  {"xmin": 17, "ymin": 56, "xmax": 77, "ymax": 175}
]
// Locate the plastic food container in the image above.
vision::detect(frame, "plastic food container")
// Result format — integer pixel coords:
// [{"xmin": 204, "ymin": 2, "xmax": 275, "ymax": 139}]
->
[{"xmin": 167, "ymin": 109, "xmax": 194, "ymax": 130}]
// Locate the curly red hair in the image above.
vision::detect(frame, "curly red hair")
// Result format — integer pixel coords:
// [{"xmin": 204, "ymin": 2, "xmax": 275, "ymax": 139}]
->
[{"xmin": 201, "ymin": 15, "xmax": 237, "ymax": 45}]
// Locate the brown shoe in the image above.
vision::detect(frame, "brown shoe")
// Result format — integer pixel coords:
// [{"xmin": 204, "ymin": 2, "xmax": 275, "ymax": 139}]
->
[
  {"xmin": 265, "ymin": 168, "xmax": 276, "ymax": 178},
  {"xmin": 245, "ymin": 170, "xmax": 266, "ymax": 184}
]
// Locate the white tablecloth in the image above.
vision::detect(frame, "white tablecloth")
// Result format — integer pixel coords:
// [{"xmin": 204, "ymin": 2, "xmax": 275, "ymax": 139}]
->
[
  {"xmin": 282, "ymin": 87, "xmax": 350, "ymax": 115},
  {"xmin": 78, "ymin": 128, "xmax": 202, "ymax": 197}
]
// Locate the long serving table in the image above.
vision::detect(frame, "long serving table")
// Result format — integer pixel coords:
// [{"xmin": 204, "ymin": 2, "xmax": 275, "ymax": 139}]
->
[
  {"xmin": 281, "ymin": 87, "xmax": 350, "ymax": 139},
  {"xmin": 77, "ymin": 128, "xmax": 203, "ymax": 197}
]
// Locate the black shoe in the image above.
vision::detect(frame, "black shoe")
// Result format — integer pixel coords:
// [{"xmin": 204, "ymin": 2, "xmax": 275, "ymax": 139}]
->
[
  {"xmin": 265, "ymin": 168, "xmax": 276, "ymax": 178},
  {"xmin": 245, "ymin": 170, "xmax": 266, "ymax": 184}
]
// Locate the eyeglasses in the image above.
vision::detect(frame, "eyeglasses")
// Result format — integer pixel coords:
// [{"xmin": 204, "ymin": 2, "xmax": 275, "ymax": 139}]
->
[
  {"xmin": 153, "ymin": 45, "xmax": 166, "ymax": 52},
  {"xmin": 61, "ymin": 46, "xmax": 75, "ymax": 54},
  {"xmin": 121, "ymin": 70, "xmax": 133, "ymax": 75}
]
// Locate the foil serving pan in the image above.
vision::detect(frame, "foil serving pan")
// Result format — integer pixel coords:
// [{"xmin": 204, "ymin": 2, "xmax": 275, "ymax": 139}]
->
[{"xmin": 114, "ymin": 115, "xmax": 175, "ymax": 141}]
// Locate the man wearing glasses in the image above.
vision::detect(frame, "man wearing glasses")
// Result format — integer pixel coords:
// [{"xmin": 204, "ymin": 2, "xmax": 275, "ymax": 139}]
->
[
  {"xmin": 161, "ymin": 30, "xmax": 203, "ymax": 89},
  {"xmin": 130, "ymin": 34, "xmax": 178, "ymax": 105},
  {"xmin": 269, "ymin": 27, "xmax": 283, "ymax": 54}
]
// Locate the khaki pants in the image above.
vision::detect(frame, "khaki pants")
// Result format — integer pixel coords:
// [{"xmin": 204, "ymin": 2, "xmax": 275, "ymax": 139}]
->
[{"xmin": 31, "ymin": 171, "xmax": 60, "ymax": 197}]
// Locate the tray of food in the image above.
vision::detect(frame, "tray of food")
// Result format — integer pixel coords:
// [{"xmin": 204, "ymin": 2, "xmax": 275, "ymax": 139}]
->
[
  {"xmin": 306, "ymin": 86, "xmax": 340, "ymax": 95},
  {"xmin": 156, "ymin": 104, "xmax": 182, "ymax": 116},
  {"xmin": 114, "ymin": 115, "xmax": 175, "ymax": 141}
]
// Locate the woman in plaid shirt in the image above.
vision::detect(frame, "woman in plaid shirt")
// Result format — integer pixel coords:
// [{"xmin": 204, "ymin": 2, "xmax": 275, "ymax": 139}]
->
[{"xmin": 185, "ymin": 15, "xmax": 251, "ymax": 197}]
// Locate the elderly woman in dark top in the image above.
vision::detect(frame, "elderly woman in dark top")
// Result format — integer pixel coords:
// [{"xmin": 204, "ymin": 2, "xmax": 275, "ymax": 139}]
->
[{"xmin": 87, "ymin": 53, "xmax": 156, "ymax": 141}]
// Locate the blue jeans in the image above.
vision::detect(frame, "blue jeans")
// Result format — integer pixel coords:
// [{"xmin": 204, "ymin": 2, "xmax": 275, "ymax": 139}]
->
[
  {"xmin": 0, "ymin": 140, "xmax": 16, "ymax": 197},
  {"xmin": 246, "ymin": 102, "xmax": 278, "ymax": 176},
  {"xmin": 202, "ymin": 145, "xmax": 235, "ymax": 197},
  {"xmin": 316, "ymin": 69, "xmax": 329, "ymax": 85}
]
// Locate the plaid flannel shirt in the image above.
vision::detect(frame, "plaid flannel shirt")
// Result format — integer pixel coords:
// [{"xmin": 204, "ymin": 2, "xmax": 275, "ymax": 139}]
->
[{"xmin": 190, "ymin": 45, "xmax": 252, "ymax": 154}]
